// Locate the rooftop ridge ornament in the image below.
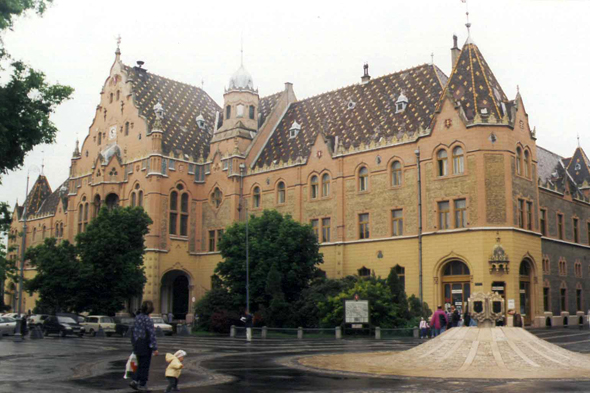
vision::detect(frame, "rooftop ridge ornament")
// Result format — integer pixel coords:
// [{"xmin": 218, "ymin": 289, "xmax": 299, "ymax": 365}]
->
[
  {"xmin": 489, "ymin": 232, "xmax": 509, "ymax": 273},
  {"xmin": 115, "ymin": 34, "xmax": 121, "ymax": 55}
]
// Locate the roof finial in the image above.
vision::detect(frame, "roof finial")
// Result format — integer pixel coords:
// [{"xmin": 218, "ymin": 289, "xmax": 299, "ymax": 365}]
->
[
  {"xmin": 463, "ymin": 0, "xmax": 472, "ymax": 40},
  {"xmin": 201, "ymin": 78, "xmax": 204, "ymax": 90},
  {"xmin": 578, "ymin": 133, "xmax": 581, "ymax": 148},
  {"xmin": 240, "ymin": 32, "xmax": 244, "ymax": 67},
  {"xmin": 115, "ymin": 34, "xmax": 121, "ymax": 55},
  {"xmin": 41, "ymin": 150, "xmax": 45, "ymax": 175},
  {"xmin": 430, "ymin": 52, "xmax": 434, "ymax": 65}
]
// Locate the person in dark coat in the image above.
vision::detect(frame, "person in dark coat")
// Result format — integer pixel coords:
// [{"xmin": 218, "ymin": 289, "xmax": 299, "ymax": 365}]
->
[
  {"xmin": 430, "ymin": 306, "xmax": 448, "ymax": 337},
  {"xmin": 129, "ymin": 301, "xmax": 158, "ymax": 391},
  {"xmin": 451, "ymin": 306, "xmax": 461, "ymax": 328}
]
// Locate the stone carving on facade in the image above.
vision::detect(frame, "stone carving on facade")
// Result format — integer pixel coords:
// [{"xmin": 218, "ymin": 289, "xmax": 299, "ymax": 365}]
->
[
  {"xmin": 489, "ymin": 233, "xmax": 509, "ymax": 274},
  {"xmin": 468, "ymin": 292, "xmax": 505, "ymax": 328}
]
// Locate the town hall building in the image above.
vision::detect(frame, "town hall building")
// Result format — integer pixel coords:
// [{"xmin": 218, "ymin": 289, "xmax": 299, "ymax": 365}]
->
[{"xmin": 5, "ymin": 31, "xmax": 590, "ymax": 326}]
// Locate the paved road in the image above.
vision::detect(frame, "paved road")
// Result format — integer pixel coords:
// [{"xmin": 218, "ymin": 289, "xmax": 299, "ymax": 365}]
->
[{"xmin": 1, "ymin": 328, "xmax": 590, "ymax": 392}]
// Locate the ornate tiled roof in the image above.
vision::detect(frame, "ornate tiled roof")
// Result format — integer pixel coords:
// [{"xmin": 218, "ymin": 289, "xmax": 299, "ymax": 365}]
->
[
  {"xmin": 442, "ymin": 41, "xmax": 508, "ymax": 121},
  {"xmin": 566, "ymin": 147, "xmax": 590, "ymax": 186},
  {"xmin": 23, "ymin": 175, "xmax": 52, "ymax": 218},
  {"xmin": 124, "ymin": 65, "xmax": 221, "ymax": 160},
  {"xmin": 259, "ymin": 92, "xmax": 281, "ymax": 126},
  {"xmin": 255, "ymin": 64, "xmax": 447, "ymax": 167},
  {"xmin": 36, "ymin": 180, "xmax": 68, "ymax": 217},
  {"xmin": 537, "ymin": 146, "xmax": 563, "ymax": 184}
]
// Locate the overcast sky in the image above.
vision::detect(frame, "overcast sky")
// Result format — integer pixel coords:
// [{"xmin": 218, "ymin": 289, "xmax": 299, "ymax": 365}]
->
[{"xmin": 0, "ymin": 0, "xmax": 588, "ymax": 208}]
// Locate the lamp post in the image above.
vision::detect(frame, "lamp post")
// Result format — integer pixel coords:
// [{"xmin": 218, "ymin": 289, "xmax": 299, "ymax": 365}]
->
[
  {"xmin": 238, "ymin": 164, "xmax": 250, "ymax": 314},
  {"xmin": 15, "ymin": 165, "xmax": 39, "ymax": 342}
]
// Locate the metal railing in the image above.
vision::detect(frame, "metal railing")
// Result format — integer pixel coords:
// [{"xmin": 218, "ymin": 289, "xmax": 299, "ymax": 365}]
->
[{"xmin": 230, "ymin": 325, "xmax": 419, "ymax": 340}]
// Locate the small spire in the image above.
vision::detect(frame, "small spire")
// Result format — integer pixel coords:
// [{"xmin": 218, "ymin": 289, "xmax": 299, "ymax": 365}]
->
[
  {"xmin": 464, "ymin": 0, "xmax": 474, "ymax": 44},
  {"xmin": 430, "ymin": 52, "xmax": 434, "ymax": 65},
  {"xmin": 240, "ymin": 33, "xmax": 244, "ymax": 67},
  {"xmin": 115, "ymin": 34, "xmax": 121, "ymax": 55},
  {"xmin": 578, "ymin": 133, "xmax": 581, "ymax": 148},
  {"xmin": 41, "ymin": 150, "xmax": 45, "ymax": 175}
]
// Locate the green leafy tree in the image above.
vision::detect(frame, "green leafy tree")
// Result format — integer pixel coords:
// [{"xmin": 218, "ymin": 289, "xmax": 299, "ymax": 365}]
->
[
  {"xmin": 0, "ymin": 204, "xmax": 14, "ymax": 311},
  {"xmin": 0, "ymin": 1, "xmax": 74, "ymax": 179},
  {"xmin": 24, "ymin": 238, "xmax": 80, "ymax": 313},
  {"xmin": 215, "ymin": 210, "xmax": 322, "ymax": 312},
  {"xmin": 75, "ymin": 206, "xmax": 152, "ymax": 315},
  {"xmin": 194, "ymin": 286, "xmax": 241, "ymax": 333},
  {"xmin": 263, "ymin": 263, "xmax": 290, "ymax": 326},
  {"xmin": 387, "ymin": 265, "xmax": 410, "ymax": 319}
]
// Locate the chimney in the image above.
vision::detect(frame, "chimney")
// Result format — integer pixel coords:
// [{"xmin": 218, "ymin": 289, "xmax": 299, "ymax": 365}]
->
[
  {"xmin": 361, "ymin": 63, "xmax": 371, "ymax": 84},
  {"xmin": 451, "ymin": 35, "xmax": 461, "ymax": 70}
]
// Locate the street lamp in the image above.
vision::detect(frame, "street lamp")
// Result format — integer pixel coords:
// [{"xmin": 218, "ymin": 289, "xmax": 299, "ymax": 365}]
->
[
  {"xmin": 238, "ymin": 164, "xmax": 250, "ymax": 315},
  {"xmin": 15, "ymin": 164, "xmax": 40, "ymax": 342}
]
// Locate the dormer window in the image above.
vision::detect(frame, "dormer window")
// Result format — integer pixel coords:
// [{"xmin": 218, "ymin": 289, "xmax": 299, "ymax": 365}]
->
[
  {"xmin": 575, "ymin": 163, "xmax": 582, "ymax": 171},
  {"xmin": 249, "ymin": 105, "xmax": 255, "ymax": 120},
  {"xmin": 196, "ymin": 114, "xmax": 206, "ymax": 129},
  {"xmin": 347, "ymin": 99, "xmax": 356, "ymax": 110},
  {"xmin": 480, "ymin": 107, "xmax": 489, "ymax": 115},
  {"xmin": 226, "ymin": 105, "xmax": 231, "ymax": 119},
  {"xmin": 237, "ymin": 104, "xmax": 244, "ymax": 118},
  {"xmin": 395, "ymin": 91, "xmax": 408, "ymax": 113},
  {"xmin": 289, "ymin": 121, "xmax": 301, "ymax": 139}
]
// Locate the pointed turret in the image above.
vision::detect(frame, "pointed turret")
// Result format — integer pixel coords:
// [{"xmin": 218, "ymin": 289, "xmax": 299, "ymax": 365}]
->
[{"xmin": 444, "ymin": 38, "xmax": 508, "ymax": 122}]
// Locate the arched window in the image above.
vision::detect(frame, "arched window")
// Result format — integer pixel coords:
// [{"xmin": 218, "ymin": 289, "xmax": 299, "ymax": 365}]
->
[
  {"xmin": 253, "ymin": 186, "xmax": 261, "ymax": 208},
  {"xmin": 321, "ymin": 174, "xmax": 330, "ymax": 197},
  {"xmin": 310, "ymin": 175, "xmax": 319, "ymax": 199},
  {"xmin": 575, "ymin": 261, "xmax": 582, "ymax": 278},
  {"xmin": 576, "ymin": 283, "xmax": 583, "ymax": 311},
  {"xmin": 359, "ymin": 166, "xmax": 369, "ymax": 191},
  {"xmin": 211, "ymin": 187, "xmax": 223, "ymax": 208},
  {"xmin": 516, "ymin": 147, "xmax": 522, "ymax": 175},
  {"xmin": 109, "ymin": 92, "xmax": 113, "ymax": 103},
  {"xmin": 437, "ymin": 149, "xmax": 448, "ymax": 177},
  {"xmin": 138, "ymin": 190, "xmax": 143, "ymax": 207},
  {"xmin": 543, "ymin": 279, "xmax": 551, "ymax": 312},
  {"xmin": 560, "ymin": 281, "xmax": 568, "ymax": 312},
  {"xmin": 59, "ymin": 223, "xmax": 64, "ymax": 238},
  {"xmin": 105, "ymin": 193, "xmax": 119, "ymax": 209},
  {"xmin": 93, "ymin": 195, "xmax": 101, "ymax": 218},
  {"xmin": 358, "ymin": 266, "xmax": 371, "ymax": 277},
  {"xmin": 226, "ymin": 105, "xmax": 231, "ymax": 119},
  {"xmin": 391, "ymin": 161, "xmax": 402, "ymax": 186},
  {"xmin": 236, "ymin": 104, "xmax": 244, "ymax": 118},
  {"xmin": 33, "ymin": 227, "xmax": 36, "ymax": 241},
  {"xmin": 83, "ymin": 203, "xmax": 89, "ymax": 231},
  {"xmin": 116, "ymin": 90, "xmax": 120, "ymax": 101},
  {"xmin": 443, "ymin": 260, "xmax": 470, "ymax": 276},
  {"xmin": 131, "ymin": 192, "xmax": 137, "ymax": 207},
  {"xmin": 42, "ymin": 225, "xmax": 46, "ymax": 239},
  {"xmin": 98, "ymin": 132, "xmax": 102, "ymax": 145},
  {"xmin": 125, "ymin": 122, "xmax": 129, "ymax": 136},
  {"xmin": 524, "ymin": 150, "xmax": 530, "ymax": 178},
  {"xmin": 169, "ymin": 191, "xmax": 178, "ymax": 235},
  {"xmin": 55, "ymin": 223, "xmax": 59, "ymax": 238},
  {"xmin": 452, "ymin": 146, "xmax": 464, "ymax": 174},
  {"xmin": 249, "ymin": 105, "xmax": 255, "ymax": 120},
  {"xmin": 277, "ymin": 182, "xmax": 286, "ymax": 204},
  {"xmin": 180, "ymin": 193, "xmax": 189, "ymax": 236},
  {"xmin": 78, "ymin": 204, "xmax": 83, "ymax": 233}
]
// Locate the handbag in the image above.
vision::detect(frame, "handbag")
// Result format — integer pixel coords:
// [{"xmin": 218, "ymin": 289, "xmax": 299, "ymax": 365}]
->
[{"xmin": 124, "ymin": 353, "xmax": 137, "ymax": 379}]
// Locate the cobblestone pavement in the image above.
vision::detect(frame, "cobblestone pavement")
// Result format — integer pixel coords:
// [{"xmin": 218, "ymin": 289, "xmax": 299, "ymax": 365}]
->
[{"xmin": 1, "ymin": 328, "xmax": 590, "ymax": 392}]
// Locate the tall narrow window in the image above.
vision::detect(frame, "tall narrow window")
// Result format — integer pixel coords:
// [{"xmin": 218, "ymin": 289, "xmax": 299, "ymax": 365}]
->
[
  {"xmin": 131, "ymin": 192, "xmax": 137, "ymax": 207},
  {"xmin": 524, "ymin": 150, "xmax": 530, "ymax": 178},
  {"xmin": 226, "ymin": 105, "xmax": 231, "ymax": 119},
  {"xmin": 560, "ymin": 284, "xmax": 567, "ymax": 312},
  {"xmin": 138, "ymin": 190, "xmax": 143, "ymax": 207},
  {"xmin": 180, "ymin": 193, "xmax": 189, "ymax": 236},
  {"xmin": 575, "ymin": 261, "xmax": 582, "ymax": 278},
  {"xmin": 321, "ymin": 174, "xmax": 330, "ymax": 197},
  {"xmin": 211, "ymin": 188, "xmax": 222, "ymax": 208},
  {"xmin": 395, "ymin": 265, "xmax": 406, "ymax": 290},
  {"xmin": 78, "ymin": 204, "xmax": 84, "ymax": 233},
  {"xmin": 109, "ymin": 92, "xmax": 113, "ymax": 103},
  {"xmin": 98, "ymin": 132, "xmax": 102, "ymax": 145},
  {"xmin": 249, "ymin": 105, "xmax": 255, "ymax": 120},
  {"xmin": 359, "ymin": 213, "xmax": 370, "ymax": 239},
  {"xmin": 125, "ymin": 122, "xmax": 129, "ymax": 136},
  {"xmin": 526, "ymin": 201, "xmax": 533, "ymax": 230},
  {"xmin": 517, "ymin": 199, "xmax": 525, "ymax": 229},
  {"xmin": 454, "ymin": 199, "xmax": 467, "ymax": 228},
  {"xmin": 55, "ymin": 223, "xmax": 59, "ymax": 238},
  {"xmin": 391, "ymin": 161, "xmax": 402, "ymax": 186},
  {"xmin": 452, "ymin": 146, "xmax": 464, "ymax": 174},
  {"xmin": 540, "ymin": 209, "xmax": 547, "ymax": 236},
  {"xmin": 573, "ymin": 218, "xmax": 579, "ymax": 243},
  {"xmin": 559, "ymin": 258, "xmax": 567, "ymax": 276},
  {"xmin": 577, "ymin": 284, "xmax": 583, "ymax": 311},
  {"xmin": 359, "ymin": 167, "xmax": 369, "ymax": 191},
  {"xmin": 59, "ymin": 223, "xmax": 64, "ymax": 238},
  {"xmin": 216, "ymin": 229, "xmax": 224, "ymax": 250},
  {"xmin": 33, "ymin": 227, "xmax": 36, "ymax": 241},
  {"xmin": 321, "ymin": 218, "xmax": 331, "ymax": 243},
  {"xmin": 392, "ymin": 209, "xmax": 403, "ymax": 236},
  {"xmin": 543, "ymin": 282, "xmax": 550, "ymax": 312},
  {"xmin": 253, "ymin": 186, "xmax": 261, "ymax": 208},
  {"xmin": 543, "ymin": 256, "xmax": 550, "ymax": 274},
  {"xmin": 558, "ymin": 213, "xmax": 564, "ymax": 240},
  {"xmin": 438, "ymin": 201, "xmax": 450, "ymax": 229},
  {"xmin": 516, "ymin": 147, "xmax": 522, "ymax": 175},
  {"xmin": 437, "ymin": 149, "xmax": 448, "ymax": 177},
  {"xmin": 277, "ymin": 182, "xmax": 286, "ymax": 204},
  {"xmin": 209, "ymin": 230, "xmax": 215, "ymax": 251},
  {"xmin": 310, "ymin": 176, "xmax": 319, "ymax": 199},
  {"xmin": 236, "ymin": 104, "xmax": 244, "ymax": 118},
  {"xmin": 310, "ymin": 219, "xmax": 319, "ymax": 239},
  {"xmin": 42, "ymin": 225, "xmax": 46, "ymax": 239},
  {"xmin": 116, "ymin": 90, "xmax": 120, "ymax": 101},
  {"xmin": 169, "ymin": 191, "xmax": 178, "ymax": 235}
]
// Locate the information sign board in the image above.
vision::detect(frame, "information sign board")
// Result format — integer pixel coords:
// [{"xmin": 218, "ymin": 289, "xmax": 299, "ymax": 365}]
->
[{"xmin": 345, "ymin": 300, "xmax": 369, "ymax": 323}]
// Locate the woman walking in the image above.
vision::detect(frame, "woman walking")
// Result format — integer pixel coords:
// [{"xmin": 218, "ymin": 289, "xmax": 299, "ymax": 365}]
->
[{"xmin": 130, "ymin": 300, "xmax": 159, "ymax": 391}]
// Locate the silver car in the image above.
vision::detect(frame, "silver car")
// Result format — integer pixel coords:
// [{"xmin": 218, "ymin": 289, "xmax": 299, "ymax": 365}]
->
[{"xmin": 0, "ymin": 317, "xmax": 17, "ymax": 336}]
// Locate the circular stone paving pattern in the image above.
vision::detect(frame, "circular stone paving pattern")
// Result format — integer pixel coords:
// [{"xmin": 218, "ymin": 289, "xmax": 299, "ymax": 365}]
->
[{"xmin": 298, "ymin": 327, "xmax": 590, "ymax": 379}]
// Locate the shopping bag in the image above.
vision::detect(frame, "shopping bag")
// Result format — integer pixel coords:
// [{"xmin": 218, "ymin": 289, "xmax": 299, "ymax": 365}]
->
[{"xmin": 124, "ymin": 353, "xmax": 138, "ymax": 379}]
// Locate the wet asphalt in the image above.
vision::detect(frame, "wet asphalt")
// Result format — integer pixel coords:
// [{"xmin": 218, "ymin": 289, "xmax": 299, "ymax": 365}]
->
[{"xmin": 2, "ymin": 328, "xmax": 590, "ymax": 392}]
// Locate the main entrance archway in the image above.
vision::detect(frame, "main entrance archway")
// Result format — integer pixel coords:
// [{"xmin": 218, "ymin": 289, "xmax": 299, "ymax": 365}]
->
[
  {"xmin": 441, "ymin": 260, "xmax": 471, "ymax": 314},
  {"xmin": 160, "ymin": 270, "xmax": 190, "ymax": 320}
]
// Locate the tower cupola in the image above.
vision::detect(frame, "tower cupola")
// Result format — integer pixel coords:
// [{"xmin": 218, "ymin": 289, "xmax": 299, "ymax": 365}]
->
[{"xmin": 228, "ymin": 65, "xmax": 255, "ymax": 92}]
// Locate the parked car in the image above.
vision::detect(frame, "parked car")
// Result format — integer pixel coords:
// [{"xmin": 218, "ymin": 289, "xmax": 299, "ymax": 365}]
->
[
  {"xmin": 113, "ymin": 316, "xmax": 135, "ymax": 336},
  {"xmin": 81, "ymin": 315, "xmax": 116, "ymax": 337},
  {"xmin": 27, "ymin": 314, "xmax": 49, "ymax": 327},
  {"xmin": 150, "ymin": 317, "xmax": 173, "ymax": 336},
  {"xmin": 42, "ymin": 316, "xmax": 85, "ymax": 337},
  {"xmin": 0, "ymin": 317, "xmax": 17, "ymax": 336},
  {"xmin": 56, "ymin": 312, "xmax": 86, "ymax": 324}
]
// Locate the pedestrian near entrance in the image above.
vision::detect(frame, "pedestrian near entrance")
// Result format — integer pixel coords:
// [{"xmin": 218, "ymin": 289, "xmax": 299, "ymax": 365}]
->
[
  {"xmin": 165, "ymin": 350, "xmax": 186, "ymax": 392},
  {"xmin": 419, "ymin": 317, "xmax": 429, "ymax": 339},
  {"xmin": 168, "ymin": 311, "xmax": 174, "ymax": 324},
  {"xmin": 129, "ymin": 301, "xmax": 158, "ymax": 391},
  {"xmin": 451, "ymin": 305, "xmax": 461, "ymax": 328},
  {"xmin": 430, "ymin": 306, "xmax": 448, "ymax": 337}
]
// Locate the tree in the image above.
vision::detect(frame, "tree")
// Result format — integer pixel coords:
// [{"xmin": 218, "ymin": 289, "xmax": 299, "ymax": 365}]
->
[
  {"xmin": 24, "ymin": 238, "xmax": 80, "ymax": 313},
  {"xmin": 75, "ymin": 206, "xmax": 152, "ymax": 315},
  {"xmin": 0, "ymin": 203, "xmax": 14, "ymax": 311},
  {"xmin": 0, "ymin": 1, "xmax": 74, "ymax": 179},
  {"xmin": 215, "ymin": 210, "xmax": 322, "ymax": 313},
  {"xmin": 387, "ymin": 265, "xmax": 410, "ymax": 320}
]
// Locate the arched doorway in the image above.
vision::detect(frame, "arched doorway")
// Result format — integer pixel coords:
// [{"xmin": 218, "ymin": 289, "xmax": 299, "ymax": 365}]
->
[
  {"xmin": 519, "ymin": 259, "xmax": 534, "ymax": 325},
  {"xmin": 441, "ymin": 260, "xmax": 471, "ymax": 314},
  {"xmin": 160, "ymin": 270, "xmax": 190, "ymax": 320}
]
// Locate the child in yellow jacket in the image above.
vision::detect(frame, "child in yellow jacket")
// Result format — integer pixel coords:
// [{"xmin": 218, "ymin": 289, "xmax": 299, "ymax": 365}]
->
[{"xmin": 165, "ymin": 350, "xmax": 186, "ymax": 392}]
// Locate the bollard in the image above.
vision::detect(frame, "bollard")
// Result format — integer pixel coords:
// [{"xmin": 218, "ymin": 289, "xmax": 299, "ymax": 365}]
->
[
  {"xmin": 261, "ymin": 326, "xmax": 267, "ymax": 339},
  {"xmin": 413, "ymin": 327, "xmax": 419, "ymax": 338},
  {"xmin": 36, "ymin": 326, "xmax": 45, "ymax": 339},
  {"xmin": 230, "ymin": 325, "xmax": 236, "ymax": 338},
  {"xmin": 335, "ymin": 326, "xmax": 341, "ymax": 339},
  {"xmin": 375, "ymin": 326, "xmax": 381, "ymax": 340},
  {"xmin": 96, "ymin": 326, "xmax": 106, "ymax": 338},
  {"xmin": 155, "ymin": 327, "xmax": 164, "ymax": 337},
  {"xmin": 297, "ymin": 327, "xmax": 303, "ymax": 340}
]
